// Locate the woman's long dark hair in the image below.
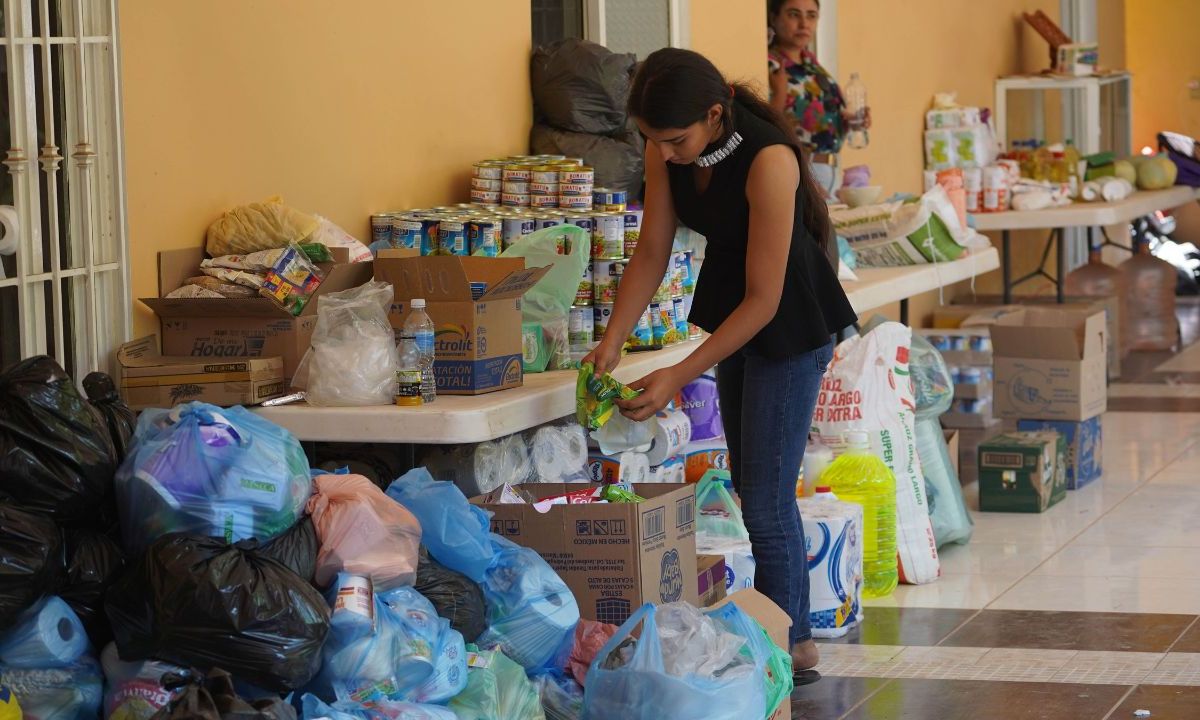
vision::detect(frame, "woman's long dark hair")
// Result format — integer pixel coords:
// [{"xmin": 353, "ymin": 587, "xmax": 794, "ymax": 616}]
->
[{"xmin": 627, "ymin": 47, "xmax": 832, "ymax": 254}]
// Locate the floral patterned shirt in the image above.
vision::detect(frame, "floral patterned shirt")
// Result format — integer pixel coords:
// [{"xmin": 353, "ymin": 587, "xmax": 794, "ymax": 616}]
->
[{"xmin": 769, "ymin": 48, "xmax": 846, "ymax": 155}]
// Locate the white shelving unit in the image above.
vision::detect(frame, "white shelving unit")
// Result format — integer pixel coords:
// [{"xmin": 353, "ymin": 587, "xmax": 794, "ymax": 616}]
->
[{"xmin": 994, "ymin": 73, "xmax": 1132, "ymax": 157}]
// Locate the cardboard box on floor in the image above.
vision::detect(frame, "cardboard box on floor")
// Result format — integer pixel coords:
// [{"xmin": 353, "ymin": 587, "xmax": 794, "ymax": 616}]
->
[
  {"xmin": 978, "ymin": 431, "xmax": 1067, "ymax": 512},
  {"xmin": 375, "ymin": 250, "xmax": 550, "ymax": 395},
  {"xmin": 471, "ymin": 483, "xmax": 698, "ymax": 626},
  {"xmin": 697, "ymin": 554, "xmax": 727, "ymax": 607},
  {"xmin": 117, "ymin": 335, "xmax": 285, "ymax": 410},
  {"xmin": 986, "ymin": 307, "xmax": 1108, "ymax": 422},
  {"xmin": 141, "ymin": 247, "xmax": 373, "ymax": 382},
  {"xmin": 953, "ymin": 420, "xmax": 1005, "ymax": 485},
  {"xmin": 710, "ymin": 589, "xmax": 793, "ymax": 720},
  {"xmin": 1017, "ymin": 416, "xmax": 1103, "ymax": 490}
]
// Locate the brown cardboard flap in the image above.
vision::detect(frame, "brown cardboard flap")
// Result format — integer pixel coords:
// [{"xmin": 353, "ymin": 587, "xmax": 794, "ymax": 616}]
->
[
  {"xmin": 990, "ymin": 308, "xmax": 1105, "ymax": 360},
  {"xmin": 710, "ymin": 589, "xmax": 792, "ymax": 645},
  {"xmin": 379, "ymin": 255, "xmax": 532, "ymax": 303},
  {"xmin": 478, "ymin": 265, "xmax": 552, "ymax": 301},
  {"xmin": 143, "ymin": 296, "xmax": 289, "ymax": 318}
]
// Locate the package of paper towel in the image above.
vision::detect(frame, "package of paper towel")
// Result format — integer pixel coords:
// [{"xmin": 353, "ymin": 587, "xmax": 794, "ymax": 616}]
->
[{"xmin": 797, "ymin": 492, "xmax": 864, "ymax": 639}]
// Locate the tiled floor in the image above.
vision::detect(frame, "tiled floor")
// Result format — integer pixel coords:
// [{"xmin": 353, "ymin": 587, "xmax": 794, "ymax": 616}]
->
[{"xmin": 793, "ymin": 304, "xmax": 1200, "ymax": 719}]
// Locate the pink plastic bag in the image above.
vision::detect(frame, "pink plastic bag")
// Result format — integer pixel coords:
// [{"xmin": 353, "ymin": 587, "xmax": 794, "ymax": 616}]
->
[
  {"xmin": 308, "ymin": 474, "xmax": 422, "ymax": 590},
  {"xmin": 568, "ymin": 619, "xmax": 618, "ymax": 686}
]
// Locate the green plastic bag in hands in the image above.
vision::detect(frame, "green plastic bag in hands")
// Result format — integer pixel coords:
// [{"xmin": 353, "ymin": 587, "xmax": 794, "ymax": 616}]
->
[{"xmin": 576, "ymin": 362, "xmax": 639, "ymax": 431}]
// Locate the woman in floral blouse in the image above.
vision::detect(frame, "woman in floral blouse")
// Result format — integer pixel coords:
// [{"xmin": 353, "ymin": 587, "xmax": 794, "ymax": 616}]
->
[{"xmin": 768, "ymin": 0, "xmax": 869, "ymax": 196}]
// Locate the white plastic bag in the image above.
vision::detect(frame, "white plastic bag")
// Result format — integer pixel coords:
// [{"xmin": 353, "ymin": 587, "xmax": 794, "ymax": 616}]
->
[
  {"xmin": 296, "ymin": 280, "xmax": 399, "ymax": 406},
  {"xmin": 812, "ymin": 322, "xmax": 940, "ymax": 585},
  {"xmin": 312, "ymin": 215, "xmax": 373, "ymax": 263}
]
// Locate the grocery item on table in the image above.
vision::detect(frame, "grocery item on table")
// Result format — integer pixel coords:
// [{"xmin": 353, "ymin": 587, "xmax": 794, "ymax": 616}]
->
[
  {"xmin": 798, "ymin": 488, "xmax": 864, "ymax": 638},
  {"xmin": 260, "ymin": 243, "xmax": 325, "ymax": 316},
  {"xmin": 682, "ymin": 439, "xmax": 732, "ymax": 484},
  {"xmin": 296, "ymin": 280, "xmax": 399, "ymax": 407}
]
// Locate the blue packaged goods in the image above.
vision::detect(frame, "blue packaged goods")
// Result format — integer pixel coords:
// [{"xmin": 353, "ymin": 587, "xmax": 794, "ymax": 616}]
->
[
  {"xmin": 419, "ymin": 217, "xmax": 441, "ymax": 256},
  {"xmin": 0, "ymin": 656, "xmax": 102, "ymax": 720},
  {"xmin": 679, "ymin": 372, "xmax": 723, "ymax": 441},
  {"xmin": 385, "ymin": 468, "xmax": 496, "ymax": 583},
  {"xmin": 448, "ymin": 646, "xmax": 544, "ymax": 720},
  {"xmin": 392, "ymin": 215, "xmax": 423, "ymax": 250},
  {"xmin": 0, "ymin": 597, "xmax": 87, "ymax": 669},
  {"xmin": 115, "ymin": 402, "xmax": 312, "ymax": 555},
  {"xmin": 438, "ymin": 219, "xmax": 468, "ymax": 256},
  {"xmin": 1016, "ymin": 416, "xmax": 1103, "ymax": 490},
  {"xmin": 0, "ymin": 503, "xmax": 63, "ymax": 632},
  {"xmin": 797, "ymin": 494, "xmax": 864, "ymax": 638},
  {"xmin": 104, "ymin": 534, "xmax": 331, "ymax": 691}
]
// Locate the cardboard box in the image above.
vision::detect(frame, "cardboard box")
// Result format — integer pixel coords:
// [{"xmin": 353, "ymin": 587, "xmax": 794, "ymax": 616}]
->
[
  {"xmin": 979, "ymin": 431, "xmax": 1067, "ymax": 512},
  {"xmin": 942, "ymin": 403, "xmax": 998, "ymax": 429},
  {"xmin": 954, "ymin": 420, "xmax": 1005, "ymax": 485},
  {"xmin": 990, "ymin": 308, "xmax": 1108, "ymax": 421},
  {"xmin": 1017, "ymin": 416, "xmax": 1103, "ymax": 490},
  {"xmin": 142, "ymin": 247, "xmax": 373, "ymax": 381},
  {"xmin": 375, "ymin": 251, "xmax": 550, "ymax": 395},
  {"xmin": 710, "ymin": 589, "xmax": 792, "ymax": 720},
  {"xmin": 954, "ymin": 378, "xmax": 992, "ymax": 401},
  {"xmin": 117, "ymin": 335, "xmax": 286, "ymax": 410},
  {"xmin": 945, "ymin": 430, "xmax": 961, "ymax": 478},
  {"xmin": 697, "ymin": 554, "xmax": 727, "ymax": 607},
  {"xmin": 471, "ymin": 483, "xmax": 697, "ymax": 625}
]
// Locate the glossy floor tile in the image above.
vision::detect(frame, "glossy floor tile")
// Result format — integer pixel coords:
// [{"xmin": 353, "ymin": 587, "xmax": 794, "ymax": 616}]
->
[
  {"xmin": 940, "ymin": 610, "xmax": 1197, "ymax": 653},
  {"xmin": 988, "ymin": 574, "xmax": 1200, "ymax": 614},
  {"xmin": 839, "ymin": 679, "xmax": 1128, "ymax": 720},
  {"xmin": 822, "ymin": 607, "xmax": 975, "ymax": 647},
  {"xmin": 1167, "ymin": 621, "xmax": 1200, "ymax": 654},
  {"xmin": 1108, "ymin": 685, "xmax": 1200, "ymax": 720},
  {"xmin": 790, "ymin": 676, "xmax": 890, "ymax": 720},
  {"xmin": 1034, "ymin": 544, "xmax": 1200, "ymax": 580},
  {"xmin": 864, "ymin": 572, "xmax": 1022, "ymax": 610}
]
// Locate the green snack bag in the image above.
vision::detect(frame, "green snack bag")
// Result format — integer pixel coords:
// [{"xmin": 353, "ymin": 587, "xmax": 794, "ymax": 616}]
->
[
  {"xmin": 299, "ymin": 242, "xmax": 333, "ymax": 263},
  {"xmin": 599, "ymin": 484, "xmax": 644, "ymax": 503},
  {"xmin": 576, "ymin": 362, "xmax": 639, "ymax": 431}
]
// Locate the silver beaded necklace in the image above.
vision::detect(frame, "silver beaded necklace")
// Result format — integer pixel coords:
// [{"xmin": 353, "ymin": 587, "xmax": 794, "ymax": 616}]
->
[{"xmin": 694, "ymin": 130, "xmax": 744, "ymax": 168}]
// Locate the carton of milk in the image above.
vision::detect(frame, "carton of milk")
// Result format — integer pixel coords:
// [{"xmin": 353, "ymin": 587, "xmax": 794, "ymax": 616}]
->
[{"xmin": 798, "ymin": 494, "xmax": 863, "ymax": 638}]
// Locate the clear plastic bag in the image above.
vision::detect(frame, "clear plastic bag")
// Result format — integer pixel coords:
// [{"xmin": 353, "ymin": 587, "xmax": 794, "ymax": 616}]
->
[
  {"xmin": 0, "ymin": 596, "xmax": 88, "ymax": 669},
  {"xmin": 100, "ymin": 642, "xmax": 185, "ymax": 720},
  {"xmin": 115, "ymin": 402, "xmax": 313, "ymax": 555},
  {"xmin": 307, "ymin": 474, "xmax": 422, "ymax": 591},
  {"xmin": 385, "ymin": 468, "xmax": 496, "ymax": 584},
  {"xmin": 294, "ymin": 280, "xmax": 399, "ymax": 406},
  {"xmin": 448, "ymin": 646, "xmax": 546, "ymax": 720},
  {"xmin": 300, "ymin": 694, "xmax": 457, "ymax": 720},
  {"xmin": 535, "ymin": 673, "xmax": 584, "ymax": 720},
  {"xmin": 0, "ymin": 656, "xmax": 102, "ymax": 720},
  {"xmin": 502, "ymin": 226, "xmax": 589, "ymax": 371}
]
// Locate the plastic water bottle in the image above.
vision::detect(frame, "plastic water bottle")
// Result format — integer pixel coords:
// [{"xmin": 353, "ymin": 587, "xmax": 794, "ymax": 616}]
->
[
  {"xmin": 823, "ymin": 430, "xmax": 897, "ymax": 598},
  {"xmin": 812, "ymin": 486, "xmax": 838, "ymax": 501},
  {"xmin": 844, "ymin": 73, "xmax": 869, "ymax": 149},
  {"xmin": 395, "ymin": 334, "xmax": 423, "ymax": 407},
  {"xmin": 404, "ymin": 298, "xmax": 436, "ymax": 404}
]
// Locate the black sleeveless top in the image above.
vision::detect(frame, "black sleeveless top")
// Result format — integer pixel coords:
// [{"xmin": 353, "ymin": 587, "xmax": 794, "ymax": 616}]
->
[{"xmin": 668, "ymin": 101, "xmax": 858, "ymax": 359}]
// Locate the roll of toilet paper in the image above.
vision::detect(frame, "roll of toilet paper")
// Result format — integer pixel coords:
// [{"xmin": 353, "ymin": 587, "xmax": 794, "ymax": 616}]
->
[
  {"xmin": 0, "ymin": 206, "xmax": 17, "ymax": 256},
  {"xmin": 645, "ymin": 408, "xmax": 692, "ymax": 466},
  {"xmin": 532, "ymin": 425, "xmax": 589, "ymax": 482},
  {"xmin": 0, "ymin": 596, "xmax": 88, "ymax": 668},
  {"xmin": 618, "ymin": 451, "xmax": 651, "ymax": 485},
  {"xmin": 474, "ymin": 434, "xmax": 533, "ymax": 495}
]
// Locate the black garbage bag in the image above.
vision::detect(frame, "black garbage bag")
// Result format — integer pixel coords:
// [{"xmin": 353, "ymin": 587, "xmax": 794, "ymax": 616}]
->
[
  {"xmin": 531, "ymin": 123, "xmax": 645, "ymax": 197},
  {"xmin": 151, "ymin": 669, "xmax": 296, "ymax": 720},
  {"xmin": 0, "ymin": 502, "xmax": 64, "ymax": 631},
  {"xmin": 258, "ymin": 516, "xmax": 318, "ymax": 586},
  {"xmin": 531, "ymin": 38, "xmax": 636, "ymax": 136},
  {"xmin": 60, "ymin": 528, "xmax": 125, "ymax": 646},
  {"xmin": 415, "ymin": 549, "xmax": 487, "ymax": 643},
  {"xmin": 84, "ymin": 371, "xmax": 137, "ymax": 463},
  {"xmin": 105, "ymin": 534, "xmax": 331, "ymax": 691},
  {"xmin": 0, "ymin": 356, "xmax": 117, "ymax": 526}
]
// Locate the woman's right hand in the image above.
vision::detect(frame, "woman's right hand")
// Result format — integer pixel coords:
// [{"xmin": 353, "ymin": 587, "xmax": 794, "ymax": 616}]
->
[{"xmin": 581, "ymin": 336, "xmax": 623, "ymax": 378}]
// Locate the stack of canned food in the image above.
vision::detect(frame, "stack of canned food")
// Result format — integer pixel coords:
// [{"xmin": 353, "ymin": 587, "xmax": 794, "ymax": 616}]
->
[{"xmin": 469, "ymin": 155, "xmax": 597, "ymax": 211}]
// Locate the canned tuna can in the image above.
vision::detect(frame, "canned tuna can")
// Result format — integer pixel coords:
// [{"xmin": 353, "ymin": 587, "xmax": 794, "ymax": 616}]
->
[
  {"xmin": 672, "ymin": 297, "xmax": 689, "ymax": 338},
  {"xmin": 621, "ymin": 209, "xmax": 643, "ymax": 257},
  {"xmin": 684, "ymin": 294, "xmax": 702, "ymax": 339},
  {"xmin": 576, "ymin": 261, "xmax": 594, "ymax": 306},
  {"xmin": 610, "ymin": 190, "xmax": 628, "ymax": 207},
  {"xmin": 529, "ymin": 182, "xmax": 559, "ymax": 195},
  {"xmin": 592, "ymin": 213, "xmax": 623, "ymax": 259},
  {"xmin": 561, "ymin": 167, "xmax": 594, "ymax": 184},
  {"xmin": 629, "ymin": 306, "xmax": 653, "ymax": 347},
  {"xmin": 470, "ymin": 189, "xmax": 502, "ymax": 205},
  {"xmin": 566, "ymin": 213, "xmax": 595, "ymax": 235},
  {"xmin": 537, "ymin": 213, "xmax": 566, "ymax": 229},
  {"xmin": 390, "ymin": 215, "xmax": 422, "ymax": 250},
  {"xmin": 503, "ymin": 166, "xmax": 532, "ymax": 182},
  {"xmin": 437, "ymin": 218, "xmax": 468, "ymax": 256},
  {"xmin": 649, "ymin": 301, "xmax": 674, "ymax": 345},
  {"xmin": 593, "ymin": 258, "xmax": 624, "ymax": 304},
  {"xmin": 531, "ymin": 166, "xmax": 561, "ymax": 184},
  {"xmin": 370, "ymin": 213, "xmax": 393, "ymax": 246},
  {"xmin": 502, "ymin": 181, "xmax": 530, "ymax": 195},
  {"xmin": 471, "ymin": 177, "xmax": 502, "ymax": 192},
  {"xmin": 467, "ymin": 218, "xmax": 499, "ymax": 257},
  {"xmin": 560, "ymin": 182, "xmax": 593, "ymax": 197},
  {"xmin": 569, "ymin": 306, "xmax": 593, "ymax": 346},
  {"xmin": 593, "ymin": 303, "xmax": 614, "ymax": 339},
  {"xmin": 474, "ymin": 162, "xmax": 504, "ymax": 180},
  {"xmin": 592, "ymin": 188, "xmax": 614, "ymax": 206},
  {"xmin": 562, "ymin": 157, "xmax": 584, "ymax": 166},
  {"xmin": 530, "ymin": 194, "xmax": 559, "ymax": 209},
  {"xmin": 419, "ymin": 217, "xmax": 441, "ymax": 256},
  {"xmin": 559, "ymin": 195, "xmax": 594, "ymax": 210},
  {"xmin": 502, "ymin": 192, "xmax": 531, "ymax": 207},
  {"xmin": 501, "ymin": 215, "xmax": 536, "ymax": 249}
]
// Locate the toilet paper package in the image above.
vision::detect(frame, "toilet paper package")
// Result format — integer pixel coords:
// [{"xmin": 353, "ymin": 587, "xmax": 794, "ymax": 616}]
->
[
  {"xmin": 419, "ymin": 434, "xmax": 533, "ymax": 497},
  {"xmin": 797, "ymin": 496, "xmax": 863, "ymax": 639},
  {"xmin": 952, "ymin": 124, "xmax": 996, "ymax": 168},
  {"xmin": 0, "ymin": 597, "xmax": 88, "ymax": 669},
  {"xmin": 531, "ymin": 425, "xmax": 590, "ymax": 483},
  {"xmin": 924, "ymin": 129, "xmax": 957, "ymax": 171},
  {"xmin": 682, "ymin": 439, "xmax": 731, "ymax": 483},
  {"xmin": 648, "ymin": 456, "xmax": 686, "ymax": 484}
]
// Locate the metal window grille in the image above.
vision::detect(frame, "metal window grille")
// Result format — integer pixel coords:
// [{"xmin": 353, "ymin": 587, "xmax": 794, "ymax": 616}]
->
[{"xmin": 0, "ymin": 0, "xmax": 128, "ymax": 379}]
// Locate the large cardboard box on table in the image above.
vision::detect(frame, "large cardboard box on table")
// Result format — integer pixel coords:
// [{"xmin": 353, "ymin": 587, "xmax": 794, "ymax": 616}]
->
[
  {"xmin": 1017, "ymin": 416, "xmax": 1103, "ymax": 490},
  {"xmin": 989, "ymin": 308, "xmax": 1108, "ymax": 422},
  {"xmin": 117, "ymin": 336, "xmax": 285, "ymax": 410},
  {"xmin": 710, "ymin": 589, "xmax": 793, "ymax": 720},
  {"xmin": 979, "ymin": 431, "xmax": 1067, "ymax": 512},
  {"xmin": 375, "ymin": 250, "xmax": 550, "ymax": 395},
  {"xmin": 471, "ymin": 483, "xmax": 698, "ymax": 626},
  {"xmin": 142, "ymin": 247, "xmax": 373, "ymax": 382}
]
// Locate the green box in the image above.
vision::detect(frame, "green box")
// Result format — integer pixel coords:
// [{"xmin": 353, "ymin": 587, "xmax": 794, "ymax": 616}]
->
[{"xmin": 978, "ymin": 431, "xmax": 1067, "ymax": 513}]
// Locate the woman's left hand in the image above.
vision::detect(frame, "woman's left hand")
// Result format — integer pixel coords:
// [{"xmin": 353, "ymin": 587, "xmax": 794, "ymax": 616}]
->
[{"xmin": 616, "ymin": 366, "xmax": 687, "ymax": 422}]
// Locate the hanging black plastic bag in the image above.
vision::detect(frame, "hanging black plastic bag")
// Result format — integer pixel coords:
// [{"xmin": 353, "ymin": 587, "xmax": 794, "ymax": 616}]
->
[
  {"xmin": 150, "ymin": 669, "xmax": 297, "ymax": 720},
  {"xmin": 0, "ymin": 502, "xmax": 64, "ymax": 631},
  {"xmin": 83, "ymin": 372, "xmax": 137, "ymax": 463},
  {"xmin": 530, "ymin": 124, "xmax": 645, "ymax": 197},
  {"xmin": 530, "ymin": 38, "xmax": 636, "ymax": 136},
  {"xmin": 415, "ymin": 550, "xmax": 487, "ymax": 643},
  {"xmin": 259, "ymin": 517, "xmax": 318, "ymax": 585},
  {"xmin": 60, "ymin": 529, "xmax": 125, "ymax": 646},
  {"xmin": 0, "ymin": 356, "xmax": 117, "ymax": 527},
  {"xmin": 105, "ymin": 534, "xmax": 331, "ymax": 691}
]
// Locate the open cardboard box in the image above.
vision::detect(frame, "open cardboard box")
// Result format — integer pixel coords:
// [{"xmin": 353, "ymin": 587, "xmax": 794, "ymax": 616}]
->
[
  {"xmin": 141, "ymin": 246, "xmax": 373, "ymax": 382},
  {"xmin": 117, "ymin": 335, "xmax": 285, "ymax": 410}
]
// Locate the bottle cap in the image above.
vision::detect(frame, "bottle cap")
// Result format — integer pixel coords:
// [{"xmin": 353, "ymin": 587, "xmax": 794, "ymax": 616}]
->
[
  {"xmin": 411, "ymin": 298, "xmax": 426, "ymax": 309},
  {"xmin": 815, "ymin": 486, "xmax": 833, "ymax": 494}
]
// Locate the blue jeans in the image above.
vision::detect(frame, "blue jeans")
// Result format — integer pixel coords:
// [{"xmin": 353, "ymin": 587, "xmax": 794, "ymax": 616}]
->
[{"xmin": 716, "ymin": 342, "xmax": 833, "ymax": 645}]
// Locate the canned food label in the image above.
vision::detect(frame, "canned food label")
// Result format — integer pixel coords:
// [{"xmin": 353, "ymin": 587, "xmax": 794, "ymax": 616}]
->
[
  {"xmin": 592, "ymin": 215, "xmax": 624, "ymax": 259},
  {"xmin": 628, "ymin": 308, "xmax": 654, "ymax": 347},
  {"xmin": 530, "ymin": 195, "xmax": 560, "ymax": 208},
  {"xmin": 593, "ymin": 259, "xmax": 623, "ymax": 304},
  {"xmin": 593, "ymin": 304, "xmax": 613, "ymax": 339},
  {"xmin": 530, "ymin": 182, "xmax": 559, "ymax": 195},
  {"xmin": 560, "ymin": 182, "xmax": 593, "ymax": 196}
]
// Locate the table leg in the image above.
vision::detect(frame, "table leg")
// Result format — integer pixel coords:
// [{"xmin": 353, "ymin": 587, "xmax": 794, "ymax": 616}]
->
[
  {"xmin": 1002, "ymin": 230, "xmax": 1012, "ymax": 304},
  {"xmin": 1056, "ymin": 227, "xmax": 1066, "ymax": 304},
  {"xmin": 899, "ymin": 298, "xmax": 909, "ymax": 326}
]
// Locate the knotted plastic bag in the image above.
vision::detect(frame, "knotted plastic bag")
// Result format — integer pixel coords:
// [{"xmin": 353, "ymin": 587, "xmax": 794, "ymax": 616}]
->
[
  {"xmin": 205, "ymin": 196, "xmax": 320, "ymax": 257},
  {"xmin": 149, "ymin": 669, "xmax": 296, "ymax": 720},
  {"xmin": 567, "ymin": 621, "xmax": 617, "ymax": 687},
  {"xmin": 115, "ymin": 402, "xmax": 312, "ymax": 555},
  {"xmin": 83, "ymin": 372, "xmax": 136, "ymax": 463},
  {"xmin": 308, "ymin": 474, "xmax": 422, "ymax": 591},
  {"xmin": 415, "ymin": 551, "xmax": 487, "ymax": 643}
]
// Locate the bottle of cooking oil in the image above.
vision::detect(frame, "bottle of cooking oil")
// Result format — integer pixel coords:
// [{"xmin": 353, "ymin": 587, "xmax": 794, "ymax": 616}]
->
[{"xmin": 823, "ymin": 430, "xmax": 897, "ymax": 598}]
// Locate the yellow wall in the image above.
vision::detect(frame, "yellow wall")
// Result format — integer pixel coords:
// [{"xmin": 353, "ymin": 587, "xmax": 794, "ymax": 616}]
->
[
  {"xmin": 119, "ymin": 0, "xmax": 534, "ymax": 337},
  {"xmin": 691, "ymin": 0, "xmax": 768, "ymax": 90},
  {"xmin": 1126, "ymin": 0, "xmax": 1200, "ymax": 149}
]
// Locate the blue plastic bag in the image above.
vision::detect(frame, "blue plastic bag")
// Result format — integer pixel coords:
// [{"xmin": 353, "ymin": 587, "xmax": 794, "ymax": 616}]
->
[
  {"xmin": 301, "ymin": 693, "xmax": 457, "ymax": 720},
  {"xmin": 0, "ymin": 655, "xmax": 102, "ymax": 720},
  {"xmin": 582, "ymin": 602, "xmax": 767, "ymax": 720},
  {"xmin": 0, "ymin": 597, "xmax": 88, "ymax": 669},
  {"xmin": 115, "ymin": 402, "xmax": 312, "ymax": 554},
  {"xmin": 385, "ymin": 468, "xmax": 495, "ymax": 583},
  {"xmin": 477, "ymin": 536, "xmax": 578, "ymax": 673}
]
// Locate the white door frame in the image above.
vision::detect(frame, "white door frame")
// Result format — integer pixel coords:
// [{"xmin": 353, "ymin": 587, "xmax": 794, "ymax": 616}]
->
[{"xmin": 584, "ymin": 0, "xmax": 691, "ymax": 48}]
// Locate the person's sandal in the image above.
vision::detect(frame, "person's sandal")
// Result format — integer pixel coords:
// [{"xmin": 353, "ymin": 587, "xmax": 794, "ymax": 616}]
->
[{"xmin": 794, "ymin": 668, "xmax": 822, "ymax": 686}]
